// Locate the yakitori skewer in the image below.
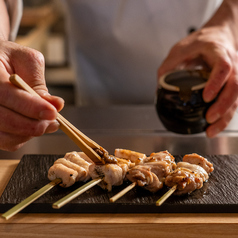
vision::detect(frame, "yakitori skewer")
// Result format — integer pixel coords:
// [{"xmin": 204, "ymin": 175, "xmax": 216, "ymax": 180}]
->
[{"xmin": 156, "ymin": 153, "xmax": 214, "ymax": 206}]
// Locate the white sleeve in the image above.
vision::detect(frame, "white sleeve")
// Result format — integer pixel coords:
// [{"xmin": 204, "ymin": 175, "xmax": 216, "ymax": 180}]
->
[{"xmin": 5, "ymin": 0, "xmax": 23, "ymax": 41}]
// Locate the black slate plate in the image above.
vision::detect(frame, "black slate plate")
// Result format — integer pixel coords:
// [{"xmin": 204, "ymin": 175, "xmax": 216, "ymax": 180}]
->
[{"xmin": 0, "ymin": 154, "xmax": 238, "ymax": 213}]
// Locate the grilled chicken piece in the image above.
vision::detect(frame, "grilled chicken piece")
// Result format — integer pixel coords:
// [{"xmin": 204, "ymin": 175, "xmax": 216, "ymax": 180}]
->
[
  {"xmin": 183, "ymin": 153, "xmax": 214, "ymax": 173},
  {"xmin": 114, "ymin": 148, "xmax": 146, "ymax": 164},
  {"xmin": 165, "ymin": 167, "xmax": 203, "ymax": 195},
  {"xmin": 48, "ymin": 151, "xmax": 94, "ymax": 187},
  {"xmin": 145, "ymin": 151, "xmax": 176, "ymax": 170},
  {"xmin": 126, "ymin": 165, "xmax": 163, "ymax": 193},
  {"xmin": 64, "ymin": 151, "xmax": 93, "ymax": 181},
  {"xmin": 89, "ymin": 162, "xmax": 129, "ymax": 191},
  {"xmin": 143, "ymin": 161, "xmax": 171, "ymax": 182},
  {"xmin": 116, "ymin": 157, "xmax": 135, "ymax": 169},
  {"xmin": 48, "ymin": 163, "xmax": 78, "ymax": 188},
  {"xmin": 177, "ymin": 162, "xmax": 209, "ymax": 182},
  {"xmin": 54, "ymin": 158, "xmax": 88, "ymax": 182},
  {"xmin": 65, "ymin": 151, "xmax": 93, "ymax": 164}
]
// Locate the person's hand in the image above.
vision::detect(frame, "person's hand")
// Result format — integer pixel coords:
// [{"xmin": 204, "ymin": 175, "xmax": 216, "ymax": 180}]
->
[
  {"xmin": 158, "ymin": 25, "xmax": 238, "ymax": 138},
  {"xmin": 0, "ymin": 40, "xmax": 64, "ymax": 151}
]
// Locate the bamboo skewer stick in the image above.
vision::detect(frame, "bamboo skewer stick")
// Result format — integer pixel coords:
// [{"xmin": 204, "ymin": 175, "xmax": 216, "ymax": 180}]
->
[
  {"xmin": 52, "ymin": 178, "xmax": 102, "ymax": 209},
  {"xmin": 9, "ymin": 74, "xmax": 104, "ymax": 164},
  {"xmin": 110, "ymin": 182, "xmax": 136, "ymax": 203},
  {"xmin": 156, "ymin": 185, "xmax": 177, "ymax": 206},
  {"xmin": 1, "ymin": 178, "xmax": 61, "ymax": 220}
]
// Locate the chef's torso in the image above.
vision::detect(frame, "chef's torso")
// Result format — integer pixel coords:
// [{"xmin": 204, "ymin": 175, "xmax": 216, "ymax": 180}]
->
[{"xmin": 63, "ymin": 0, "xmax": 222, "ymax": 105}]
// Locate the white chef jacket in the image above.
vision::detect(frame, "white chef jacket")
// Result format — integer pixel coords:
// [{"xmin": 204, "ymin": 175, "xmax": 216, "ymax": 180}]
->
[
  {"xmin": 61, "ymin": 0, "xmax": 222, "ymax": 106},
  {"xmin": 5, "ymin": 0, "xmax": 22, "ymax": 41}
]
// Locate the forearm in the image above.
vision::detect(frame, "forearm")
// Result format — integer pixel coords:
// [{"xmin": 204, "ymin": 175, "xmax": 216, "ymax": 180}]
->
[
  {"xmin": 204, "ymin": 0, "xmax": 238, "ymax": 50},
  {"xmin": 0, "ymin": 0, "xmax": 10, "ymax": 40}
]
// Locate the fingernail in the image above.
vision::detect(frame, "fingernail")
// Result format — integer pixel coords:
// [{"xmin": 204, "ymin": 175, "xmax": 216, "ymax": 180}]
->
[
  {"xmin": 41, "ymin": 92, "xmax": 53, "ymax": 100},
  {"xmin": 45, "ymin": 121, "xmax": 60, "ymax": 134},
  {"xmin": 207, "ymin": 112, "xmax": 220, "ymax": 124},
  {"xmin": 41, "ymin": 91, "xmax": 51, "ymax": 96},
  {"xmin": 39, "ymin": 109, "xmax": 57, "ymax": 120}
]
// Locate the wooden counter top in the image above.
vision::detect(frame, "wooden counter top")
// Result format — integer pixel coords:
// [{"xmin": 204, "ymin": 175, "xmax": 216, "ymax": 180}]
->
[{"xmin": 0, "ymin": 160, "xmax": 238, "ymax": 238}]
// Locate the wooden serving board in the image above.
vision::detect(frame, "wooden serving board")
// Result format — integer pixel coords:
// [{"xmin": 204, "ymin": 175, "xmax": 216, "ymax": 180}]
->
[{"xmin": 0, "ymin": 154, "xmax": 238, "ymax": 213}]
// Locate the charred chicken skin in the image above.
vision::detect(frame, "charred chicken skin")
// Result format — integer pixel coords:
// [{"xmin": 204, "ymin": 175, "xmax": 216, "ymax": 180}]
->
[
  {"xmin": 176, "ymin": 162, "xmax": 209, "ymax": 182},
  {"xmin": 165, "ymin": 154, "xmax": 214, "ymax": 195},
  {"xmin": 145, "ymin": 151, "xmax": 176, "ymax": 170},
  {"xmin": 114, "ymin": 148, "xmax": 146, "ymax": 164},
  {"xmin": 126, "ymin": 165, "xmax": 163, "ymax": 193},
  {"xmin": 183, "ymin": 153, "xmax": 214, "ymax": 174},
  {"xmin": 165, "ymin": 167, "xmax": 203, "ymax": 195}
]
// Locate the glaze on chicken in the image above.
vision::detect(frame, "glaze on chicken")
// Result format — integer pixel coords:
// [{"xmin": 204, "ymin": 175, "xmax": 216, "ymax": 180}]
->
[
  {"xmin": 114, "ymin": 148, "xmax": 146, "ymax": 164},
  {"xmin": 165, "ymin": 167, "xmax": 203, "ymax": 195},
  {"xmin": 164, "ymin": 154, "xmax": 214, "ymax": 195},
  {"xmin": 126, "ymin": 165, "xmax": 163, "ymax": 193},
  {"xmin": 177, "ymin": 162, "xmax": 208, "ymax": 182},
  {"xmin": 144, "ymin": 151, "xmax": 176, "ymax": 170},
  {"xmin": 183, "ymin": 153, "xmax": 214, "ymax": 173}
]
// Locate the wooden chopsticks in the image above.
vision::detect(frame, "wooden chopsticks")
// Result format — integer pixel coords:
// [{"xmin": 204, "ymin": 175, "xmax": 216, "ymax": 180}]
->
[{"xmin": 9, "ymin": 74, "xmax": 104, "ymax": 164}]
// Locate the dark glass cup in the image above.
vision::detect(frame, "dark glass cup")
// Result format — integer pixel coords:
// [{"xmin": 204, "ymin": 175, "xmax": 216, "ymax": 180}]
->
[{"xmin": 155, "ymin": 69, "xmax": 214, "ymax": 134}]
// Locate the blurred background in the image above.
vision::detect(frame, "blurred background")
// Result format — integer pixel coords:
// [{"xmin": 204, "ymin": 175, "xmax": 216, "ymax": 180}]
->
[{"xmin": 17, "ymin": 0, "xmax": 75, "ymax": 105}]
